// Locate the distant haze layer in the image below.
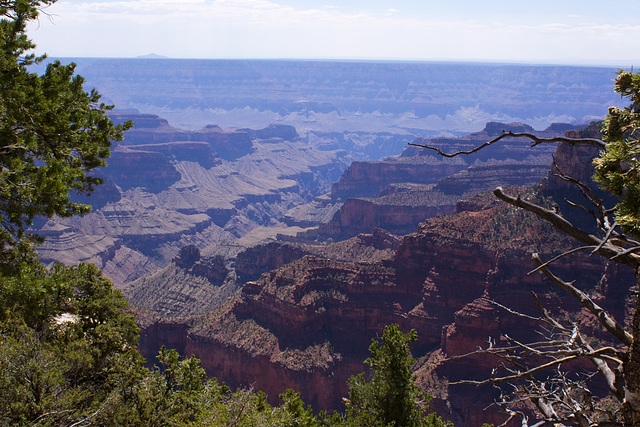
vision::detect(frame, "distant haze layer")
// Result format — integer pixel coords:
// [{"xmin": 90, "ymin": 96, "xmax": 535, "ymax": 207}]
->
[{"xmin": 47, "ymin": 58, "xmax": 621, "ymax": 134}]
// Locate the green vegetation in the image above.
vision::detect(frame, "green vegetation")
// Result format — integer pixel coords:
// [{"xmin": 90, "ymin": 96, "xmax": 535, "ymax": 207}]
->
[
  {"xmin": 597, "ymin": 70, "xmax": 640, "ymax": 237},
  {"xmin": 0, "ymin": 0, "xmax": 130, "ymax": 269},
  {"xmin": 595, "ymin": 69, "xmax": 640, "ymax": 425},
  {"xmin": 0, "ymin": 263, "xmax": 142, "ymax": 425},
  {"xmin": 1, "ymin": 271, "xmax": 449, "ymax": 425},
  {"xmin": 0, "ymin": 2, "xmax": 450, "ymax": 426},
  {"xmin": 345, "ymin": 325, "xmax": 450, "ymax": 427}
]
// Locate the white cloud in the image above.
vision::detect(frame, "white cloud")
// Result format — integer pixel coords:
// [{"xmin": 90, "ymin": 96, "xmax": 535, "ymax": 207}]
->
[{"xmin": 25, "ymin": 0, "xmax": 640, "ymax": 64}]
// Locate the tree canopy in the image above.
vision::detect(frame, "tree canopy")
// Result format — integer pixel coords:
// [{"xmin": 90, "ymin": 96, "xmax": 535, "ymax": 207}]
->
[
  {"xmin": 0, "ymin": 0, "xmax": 130, "ymax": 267},
  {"xmin": 596, "ymin": 70, "xmax": 640, "ymax": 236},
  {"xmin": 346, "ymin": 324, "xmax": 450, "ymax": 427}
]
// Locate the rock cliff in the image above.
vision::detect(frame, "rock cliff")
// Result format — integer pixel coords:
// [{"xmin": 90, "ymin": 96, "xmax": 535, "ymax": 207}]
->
[
  {"xmin": 34, "ymin": 113, "xmax": 348, "ymax": 285},
  {"xmin": 128, "ymin": 228, "xmax": 401, "ymax": 318},
  {"xmin": 235, "ymin": 242, "xmax": 312, "ymax": 283},
  {"xmin": 402, "ymin": 121, "xmax": 565, "ymax": 160},
  {"xmin": 136, "ymin": 138, "xmax": 635, "ymax": 425},
  {"xmin": 313, "ymin": 122, "xmax": 574, "ymax": 240},
  {"xmin": 105, "ymin": 145, "xmax": 182, "ymax": 192},
  {"xmin": 109, "ymin": 113, "xmax": 254, "ymax": 160},
  {"xmin": 318, "ymin": 160, "xmax": 552, "ymax": 240},
  {"xmin": 330, "ymin": 157, "xmax": 467, "ymax": 200},
  {"xmin": 436, "ymin": 162, "xmax": 550, "ymax": 196},
  {"xmin": 123, "ymin": 246, "xmax": 232, "ymax": 318},
  {"xmin": 318, "ymin": 186, "xmax": 458, "ymax": 238}
]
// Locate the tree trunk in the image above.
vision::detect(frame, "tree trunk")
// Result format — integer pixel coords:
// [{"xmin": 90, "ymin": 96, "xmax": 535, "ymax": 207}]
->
[{"xmin": 623, "ymin": 288, "xmax": 640, "ymax": 426}]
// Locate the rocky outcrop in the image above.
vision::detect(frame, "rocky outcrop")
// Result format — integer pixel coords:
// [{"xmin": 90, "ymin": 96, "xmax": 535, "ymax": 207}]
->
[
  {"xmin": 253, "ymin": 124, "xmax": 299, "ymax": 141},
  {"xmin": 317, "ymin": 121, "xmax": 575, "ymax": 241},
  {"xmin": 190, "ymin": 256, "xmax": 227, "ymax": 283},
  {"xmin": 124, "ymin": 253, "xmax": 233, "ymax": 318},
  {"xmin": 330, "ymin": 157, "xmax": 467, "ymax": 200},
  {"xmin": 539, "ymin": 121, "xmax": 614, "ymax": 233},
  {"xmin": 283, "ymin": 195, "xmax": 343, "ymax": 228},
  {"xmin": 138, "ymin": 164, "xmax": 635, "ymax": 426},
  {"xmin": 235, "ymin": 256, "xmax": 408, "ymax": 350},
  {"xmin": 174, "ymin": 245, "xmax": 228, "ymax": 284},
  {"xmin": 318, "ymin": 187, "xmax": 458, "ymax": 238},
  {"xmin": 35, "ymin": 114, "xmax": 348, "ymax": 283},
  {"xmin": 192, "ymin": 125, "xmax": 254, "ymax": 160},
  {"xmin": 542, "ymin": 121, "xmax": 603, "ymax": 192},
  {"xmin": 132, "ymin": 208, "xmax": 502, "ymax": 413},
  {"xmin": 73, "ymin": 201, "xmax": 214, "ymax": 257},
  {"xmin": 235, "ymin": 242, "xmax": 311, "ymax": 284},
  {"xmin": 37, "ymin": 222, "xmax": 123, "ymax": 268},
  {"xmin": 435, "ymin": 162, "xmax": 550, "ymax": 196},
  {"xmin": 319, "ymin": 158, "xmax": 550, "ymax": 240},
  {"xmin": 184, "ymin": 312, "xmax": 360, "ymax": 411},
  {"xmin": 109, "ymin": 112, "xmax": 169, "ymax": 129},
  {"xmin": 109, "ymin": 113, "xmax": 254, "ymax": 160},
  {"xmin": 128, "ymin": 228, "xmax": 400, "ymax": 319},
  {"xmin": 36, "ymin": 221, "xmax": 156, "ymax": 285},
  {"xmin": 105, "ymin": 146, "xmax": 182, "ymax": 192},
  {"xmin": 126, "ymin": 141, "xmax": 220, "ymax": 168}
]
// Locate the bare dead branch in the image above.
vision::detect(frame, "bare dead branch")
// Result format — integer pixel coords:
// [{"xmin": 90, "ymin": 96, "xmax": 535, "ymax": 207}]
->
[
  {"xmin": 408, "ymin": 131, "xmax": 606, "ymax": 158},
  {"xmin": 592, "ymin": 222, "xmax": 620, "ymax": 256},
  {"xmin": 563, "ymin": 197, "xmax": 598, "ymax": 222},
  {"xmin": 483, "ymin": 297, "xmax": 542, "ymax": 322},
  {"xmin": 461, "ymin": 293, "xmax": 626, "ymax": 404},
  {"xmin": 414, "ymin": 129, "xmax": 629, "ymax": 425},
  {"xmin": 551, "ymin": 156, "xmax": 606, "ymax": 218},
  {"xmin": 531, "ymin": 253, "xmax": 633, "ymax": 347},
  {"xmin": 493, "ymin": 187, "xmax": 640, "ymax": 269},
  {"xmin": 530, "ymin": 292, "xmax": 572, "ymax": 332},
  {"xmin": 527, "ymin": 246, "xmax": 596, "ymax": 276},
  {"xmin": 611, "ymin": 245, "xmax": 640, "ymax": 260}
]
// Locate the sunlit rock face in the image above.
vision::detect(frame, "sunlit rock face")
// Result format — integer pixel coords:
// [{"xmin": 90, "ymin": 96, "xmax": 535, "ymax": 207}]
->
[
  {"xmin": 318, "ymin": 121, "xmax": 567, "ymax": 240},
  {"xmin": 34, "ymin": 113, "xmax": 347, "ymax": 286},
  {"xmin": 110, "ymin": 112, "xmax": 254, "ymax": 160}
]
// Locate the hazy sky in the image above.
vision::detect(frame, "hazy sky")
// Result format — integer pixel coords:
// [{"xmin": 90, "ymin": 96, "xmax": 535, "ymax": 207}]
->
[{"xmin": 27, "ymin": 0, "xmax": 640, "ymax": 65}]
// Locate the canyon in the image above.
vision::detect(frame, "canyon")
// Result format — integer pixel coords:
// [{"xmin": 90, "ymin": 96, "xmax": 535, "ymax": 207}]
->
[
  {"xmin": 118, "ymin": 119, "xmax": 629, "ymax": 425},
  {"xmin": 33, "ymin": 108, "xmax": 627, "ymax": 425},
  {"xmin": 137, "ymin": 160, "xmax": 632, "ymax": 425},
  {"xmin": 31, "ymin": 59, "xmax": 634, "ymax": 425},
  {"xmin": 35, "ymin": 113, "xmax": 347, "ymax": 285},
  {"xmin": 35, "ymin": 58, "xmax": 623, "ymax": 163}
]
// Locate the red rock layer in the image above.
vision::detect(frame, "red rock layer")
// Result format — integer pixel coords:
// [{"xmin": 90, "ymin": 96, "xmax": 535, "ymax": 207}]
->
[{"xmin": 138, "ymin": 140, "xmax": 635, "ymax": 425}]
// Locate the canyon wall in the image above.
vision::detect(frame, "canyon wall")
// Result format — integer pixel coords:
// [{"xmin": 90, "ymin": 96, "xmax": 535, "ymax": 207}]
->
[
  {"xmin": 136, "ymin": 139, "xmax": 635, "ymax": 426},
  {"xmin": 34, "ymin": 114, "xmax": 348, "ymax": 285}
]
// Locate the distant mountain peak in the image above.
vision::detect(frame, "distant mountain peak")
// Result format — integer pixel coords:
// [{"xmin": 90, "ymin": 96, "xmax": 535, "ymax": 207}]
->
[{"xmin": 136, "ymin": 53, "xmax": 167, "ymax": 59}]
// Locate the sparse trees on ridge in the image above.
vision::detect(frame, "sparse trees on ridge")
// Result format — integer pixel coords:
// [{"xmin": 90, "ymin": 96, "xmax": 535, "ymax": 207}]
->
[{"xmin": 412, "ymin": 70, "xmax": 640, "ymax": 426}]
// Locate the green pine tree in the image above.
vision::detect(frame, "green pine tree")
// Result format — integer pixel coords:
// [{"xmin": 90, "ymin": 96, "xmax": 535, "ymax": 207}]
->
[{"xmin": 345, "ymin": 324, "xmax": 450, "ymax": 427}]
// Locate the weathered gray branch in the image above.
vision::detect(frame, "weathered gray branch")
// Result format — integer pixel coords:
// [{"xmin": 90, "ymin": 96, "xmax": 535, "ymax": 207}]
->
[
  {"xmin": 493, "ymin": 187, "xmax": 640, "ymax": 269},
  {"xmin": 415, "ymin": 130, "xmax": 630, "ymax": 425},
  {"xmin": 408, "ymin": 131, "xmax": 606, "ymax": 158},
  {"xmin": 531, "ymin": 253, "xmax": 633, "ymax": 347}
]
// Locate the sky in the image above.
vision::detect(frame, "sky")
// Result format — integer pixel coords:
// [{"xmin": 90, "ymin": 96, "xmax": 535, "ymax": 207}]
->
[{"xmin": 26, "ymin": 0, "xmax": 640, "ymax": 66}]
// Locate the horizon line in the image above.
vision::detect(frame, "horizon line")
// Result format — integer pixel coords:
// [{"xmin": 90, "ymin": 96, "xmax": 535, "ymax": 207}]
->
[{"xmin": 41, "ymin": 55, "xmax": 633, "ymax": 70}]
